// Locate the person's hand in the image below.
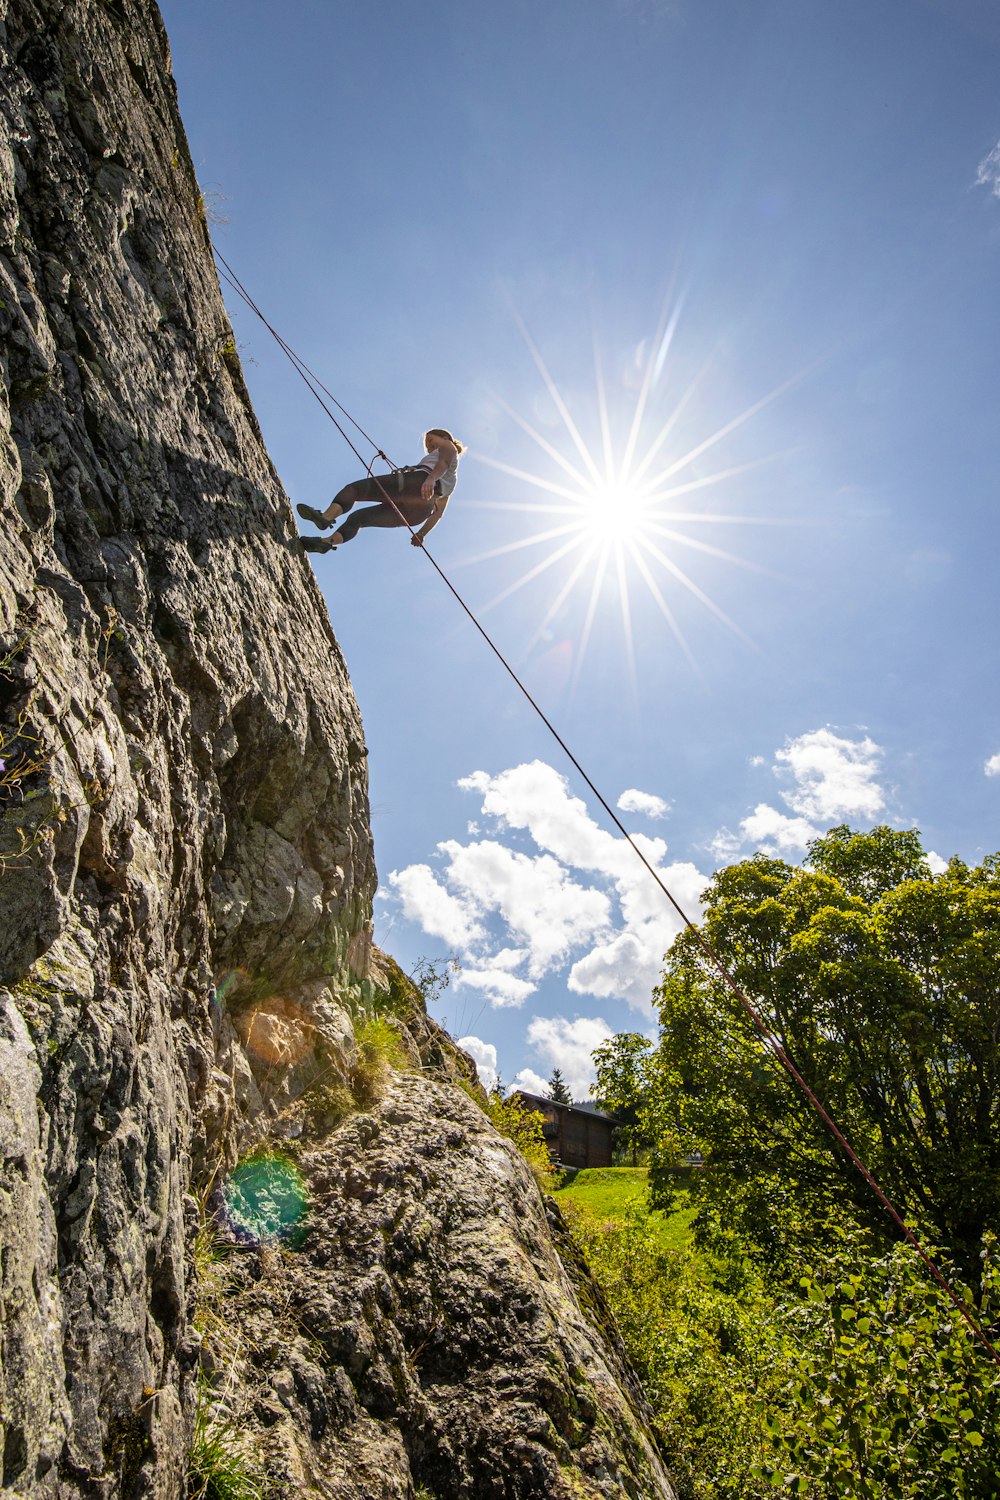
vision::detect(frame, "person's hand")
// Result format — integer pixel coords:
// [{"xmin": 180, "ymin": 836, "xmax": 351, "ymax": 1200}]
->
[
  {"xmin": 420, "ymin": 477, "xmax": 434, "ymax": 501},
  {"xmin": 411, "ymin": 532, "xmax": 424, "ymax": 547}
]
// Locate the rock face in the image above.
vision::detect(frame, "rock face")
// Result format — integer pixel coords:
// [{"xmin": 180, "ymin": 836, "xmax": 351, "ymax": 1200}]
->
[
  {"xmin": 0, "ymin": 2, "xmax": 676, "ymax": 1496},
  {"xmin": 212, "ymin": 1071, "xmax": 674, "ymax": 1500}
]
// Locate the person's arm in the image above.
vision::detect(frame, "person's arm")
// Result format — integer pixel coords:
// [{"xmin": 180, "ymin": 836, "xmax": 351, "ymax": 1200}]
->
[
  {"xmin": 411, "ymin": 495, "xmax": 449, "ymax": 545},
  {"xmin": 419, "ymin": 440, "xmax": 458, "ymax": 501}
]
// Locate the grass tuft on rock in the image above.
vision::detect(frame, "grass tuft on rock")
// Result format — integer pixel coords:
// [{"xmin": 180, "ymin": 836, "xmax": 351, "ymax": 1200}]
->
[
  {"xmin": 188, "ymin": 1382, "xmax": 264, "ymax": 1500},
  {"xmin": 350, "ymin": 1013, "xmax": 408, "ymax": 1107}
]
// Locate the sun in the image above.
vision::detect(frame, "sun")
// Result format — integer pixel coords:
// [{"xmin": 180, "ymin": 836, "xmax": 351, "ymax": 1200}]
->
[
  {"xmin": 458, "ymin": 303, "xmax": 798, "ymax": 682},
  {"xmin": 578, "ymin": 476, "xmax": 649, "ymax": 541}
]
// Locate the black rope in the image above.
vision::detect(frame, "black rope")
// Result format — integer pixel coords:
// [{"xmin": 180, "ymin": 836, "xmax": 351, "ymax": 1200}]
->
[
  {"xmin": 211, "ymin": 248, "xmax": 1000, "ymax": 1365},
  {"xmin": 215, "ymin": 250, "xmax": 394, "ymax": 469}
]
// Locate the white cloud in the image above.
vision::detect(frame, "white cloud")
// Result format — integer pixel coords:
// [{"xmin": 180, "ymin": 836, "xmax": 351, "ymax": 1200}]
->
[
  {"xmin": 570, "ymin": 856, "xmax": 706, "ymax": 1012},
  {"xmin": 707, "ymin": 826, "xmax": 743, "ymax": 862},
  {"xmin": 569, "ymin": 932, "xmax": 655, "ymax": 1008},
  {"xmin": 985, "ymin": 753, "xmax": 1000, "ymax": 778},
  {"xmin": 511, "ymin": 1067, "xmax": 549, "ymax": 1098},
  {"xmin": 455, "ymin": 968, "xmax": 536, "ymax": 1009},
  {"xmin": 458, "ymin": 1035, "xmax": 498, "ymax": 1091},
  {"xmin": 461, "ymin": 761, "xmax": 629, "ymax": 873},
  {"xmin": 525, "ymin": 1014, "xmax": 614, "ymax": 1099},
  {"xmin": 977, "ymin": 141, "xmax": 1000, "ymax": 197},
  {"xmin": 617, "ymin": 788, "xmax": 671, "ymax": 820},
  {"xmin": 388, "ymin": 761, "xmax": 709, "ymax": 1016},
  {"xmin": 387, "ymin": 864, "xmax": 485, "ymax": 949},
  {"xmin": 717, "ymin": 729, "xmax": 889, "ymax": 860},
  {"xmin": 776, "ymin": 729, "xmax": 885, "ymax": 823},
  {"xmin": 926, "ymin": 851, "xmax": 948, "ymax": 875},
  {"xmin": 490, "ymin": 947, "xmax": 531, "ymax": 970},
  {"xmin": 740, "ymin": 803, "xmax": 818, "ymax": 856},
  {"xmin": 439, "ymin": 838, "xmax": 612, "ymax": 977},
  {"xmin": 463, "ymin": 761, "xmax": 699, "ymax": 1007}
]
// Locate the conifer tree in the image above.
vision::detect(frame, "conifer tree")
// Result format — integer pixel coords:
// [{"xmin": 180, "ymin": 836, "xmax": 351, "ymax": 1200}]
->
[{"xmin": 546, "ymin": 1067, "xmax": 573, "ymax": 1104}]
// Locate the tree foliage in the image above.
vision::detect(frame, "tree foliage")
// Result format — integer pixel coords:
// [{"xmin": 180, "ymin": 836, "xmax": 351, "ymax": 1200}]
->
[
  {"xmin": 648, "ymin": 827, "xmax": 1000, "ymax": 1280},
  {"xmin": 592, "ymin": 1031, "xmax": 654, "ymax": 1163},
  {"xmin": 761, "ymin": 1236, "xmax": 1000, "ymax": 1498}
]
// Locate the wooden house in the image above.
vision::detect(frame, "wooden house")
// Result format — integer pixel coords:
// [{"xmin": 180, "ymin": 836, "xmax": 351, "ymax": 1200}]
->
[{"xmin": 514, "ymin": 1092, "xmax": 616, "ymax": 1169}]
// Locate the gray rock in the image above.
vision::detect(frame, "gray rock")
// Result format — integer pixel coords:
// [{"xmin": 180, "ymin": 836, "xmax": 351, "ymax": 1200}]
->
[
  {"xmin": 0, "ymin": 2, "xmax": 677, "ymax": 1496},
  {"xmin": 205, "ymin": 1075, "xmax": 674, "ymax": 1498},
  {"xmin": 1, "ymin": 0, "xmax": 373, "ymax": 1489}
]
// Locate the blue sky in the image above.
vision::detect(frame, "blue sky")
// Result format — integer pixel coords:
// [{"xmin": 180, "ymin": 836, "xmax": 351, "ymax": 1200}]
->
[{"xmin": 159, "ymin": 0, "xmax": 1000, "ymax": 1097}]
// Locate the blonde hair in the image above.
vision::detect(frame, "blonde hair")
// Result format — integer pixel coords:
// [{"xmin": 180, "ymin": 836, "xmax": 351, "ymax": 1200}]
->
[{"xmin": 424, "ymin": 427, "xmax": 465, "ymax": 454}]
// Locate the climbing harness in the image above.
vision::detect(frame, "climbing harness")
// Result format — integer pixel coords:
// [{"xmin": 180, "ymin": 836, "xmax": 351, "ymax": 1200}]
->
[{"xmin": 212, "ymin": 248, "xmax": 1000, "ymax": 1366}]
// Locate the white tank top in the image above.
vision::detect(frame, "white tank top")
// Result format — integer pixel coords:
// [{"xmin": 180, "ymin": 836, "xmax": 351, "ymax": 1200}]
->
[{"xmin": 414, "ymin": 448, "xmax": 460, "ymax": 497}]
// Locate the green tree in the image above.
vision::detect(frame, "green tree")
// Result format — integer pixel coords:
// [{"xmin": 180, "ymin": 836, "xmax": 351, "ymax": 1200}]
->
[
  {"xmin": 546, "ymin": 1067, "xmax": 573, "ymax": 1104},
  {"xmin": 592, "ymin": 1031, "xmax": 654, "ymax": 1164},
  {"xmin": 648, "ymin": 827, "xmax": 1000, "ymax": 1281}
]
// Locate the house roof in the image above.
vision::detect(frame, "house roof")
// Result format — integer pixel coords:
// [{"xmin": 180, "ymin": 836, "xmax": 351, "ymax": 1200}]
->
[{"xmin": 514, "ymin": 1091, "xmax": 616, "ymax": 1124}]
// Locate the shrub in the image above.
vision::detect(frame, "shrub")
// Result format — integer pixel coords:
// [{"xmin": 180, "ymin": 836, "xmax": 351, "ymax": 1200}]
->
[
  {"xmin": 565, "ymin": 1202, "xmax": 779, "ymax": 1500},
  {"xmin": 481, "ymin": 1090, "xmax": 556, "ymax": 1189},
  {"xmin": 761, "ymin": 1237, "xmax": 1000, "ymax": 1499}
]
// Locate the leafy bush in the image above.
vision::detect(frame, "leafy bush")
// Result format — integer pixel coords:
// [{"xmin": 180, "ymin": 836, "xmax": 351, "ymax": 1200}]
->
[
  {"xmin": 565, "ymin": 1201, "xmax": 780, "ymax": 1500},
  {"xmin": 761, "ymin": 1237, "xmax": 1000, "ymax": 1499},
  {"xmin": 481, "ymin": 1090, "xmax": 555, "ymax": 1189},
  {"xmin": 566, "ymin": 1195, "xmax": 1000, "ymax": 1500}
]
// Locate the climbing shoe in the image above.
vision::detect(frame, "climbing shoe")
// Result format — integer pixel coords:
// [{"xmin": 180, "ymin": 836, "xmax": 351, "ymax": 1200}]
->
[
  {"xmin": 301, "ymin": 536, "xmax": 337, "ymax": 554},
  {"xmin": 296, "ymin": 502, "xmax": 332, "ymax": 529}
]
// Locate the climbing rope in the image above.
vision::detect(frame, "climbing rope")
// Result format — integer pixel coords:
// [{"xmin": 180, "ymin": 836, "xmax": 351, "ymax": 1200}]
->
[{"xmin": 212, "ymin": 248, "xmax": 1000, "ymax": 1365}]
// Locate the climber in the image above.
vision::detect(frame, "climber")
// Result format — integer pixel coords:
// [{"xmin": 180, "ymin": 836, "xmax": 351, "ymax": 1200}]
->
[{"xmin": 297, "ymin": 429, "xmax": 463, "ymax": 553}]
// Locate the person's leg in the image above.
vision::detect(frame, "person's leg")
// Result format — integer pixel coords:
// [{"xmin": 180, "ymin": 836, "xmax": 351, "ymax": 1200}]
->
[
  {"xmin": 332, "ymin": 495, "xmax": 434, "ymax": 545},
  {"xmin": 300, "ymin": 469, "xmax": 429, "ymax": 529},
  {"xmin": 298, "ymin": 471, "xmax": 388, "ymax": 529},
  {"xmin": 327, "ymin": 473, "xmax": 381, "ymax": 517}
]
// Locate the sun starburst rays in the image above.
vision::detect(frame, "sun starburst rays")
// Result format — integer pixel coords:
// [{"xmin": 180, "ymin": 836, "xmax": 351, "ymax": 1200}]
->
[{"xmin": 459, "ymin": 308, "xmax": 791, "ymax": 689}]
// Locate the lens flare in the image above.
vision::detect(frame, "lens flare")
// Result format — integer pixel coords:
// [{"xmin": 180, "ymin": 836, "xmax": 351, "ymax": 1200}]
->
[
  {"xmin": 213, "ymin": 968, "xmax": 249, "ymax": 1009},
  {"xmin": 221, "ymin": 1151, "xmax": 310, "ymax": 1248},
  {"xmin": 236, "ymin": 996, "xmax": 317, "ymax": 1069}
]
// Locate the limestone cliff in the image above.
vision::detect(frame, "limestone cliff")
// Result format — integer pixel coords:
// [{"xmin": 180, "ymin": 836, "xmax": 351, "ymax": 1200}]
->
[{"xmin": 0, "ymin": 2, "xmax": 676, "ymax": 1496}]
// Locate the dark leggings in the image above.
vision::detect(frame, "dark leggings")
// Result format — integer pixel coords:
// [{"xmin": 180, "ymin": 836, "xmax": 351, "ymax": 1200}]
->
[
  {"xmin": 339, "ymin": 496, "xmax": 435, "ymax": 543},
  {"xmin": 333, "ymin": 468, "xmax": 435, "ymax": 544}
]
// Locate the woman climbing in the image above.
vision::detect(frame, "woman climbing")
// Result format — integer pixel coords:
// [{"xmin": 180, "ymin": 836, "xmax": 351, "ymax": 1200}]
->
[{"xmin": 297, "ymin": 428, "xmax": 463, "ymax": 553}]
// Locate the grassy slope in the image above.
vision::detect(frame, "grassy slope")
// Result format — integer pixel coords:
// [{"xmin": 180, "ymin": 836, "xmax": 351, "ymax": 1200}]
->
[{"xmin": 554, "ymin": 1167, "xmax": 694, "ymax": 1251}]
